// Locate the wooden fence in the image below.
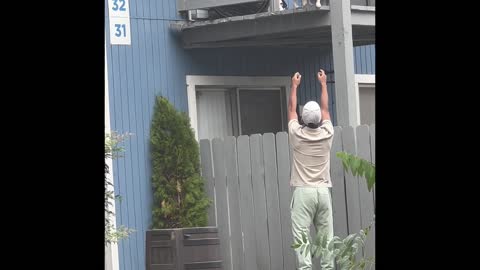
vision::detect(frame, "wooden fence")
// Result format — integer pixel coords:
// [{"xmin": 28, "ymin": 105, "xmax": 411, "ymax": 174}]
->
[{"xmin": 199, "ymin": 125, "xmax": 375, "ymax": 270}]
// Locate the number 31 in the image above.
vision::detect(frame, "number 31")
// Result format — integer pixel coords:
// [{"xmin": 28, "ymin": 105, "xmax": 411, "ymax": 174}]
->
[{"xmin": 114, "ymin": 24, "xmax": 126, "ymax": 37}]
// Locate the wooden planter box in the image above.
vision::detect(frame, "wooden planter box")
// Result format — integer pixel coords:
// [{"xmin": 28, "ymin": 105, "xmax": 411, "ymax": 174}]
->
[{"xmin": 146, "ymin": 227, "xmax": 222, "ymax": 270}]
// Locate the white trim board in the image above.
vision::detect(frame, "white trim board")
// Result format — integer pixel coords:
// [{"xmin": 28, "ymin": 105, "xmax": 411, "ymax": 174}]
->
[
  {"xmin": 186, "ymin": 75, "xmax": 292, "ymax": 141},
  {"xmin": 105, "ymin": 41, "xmax": 120, "ymax": 270},
  {"xmin": 355, "ymin": 74, "xmax": 375, "ymax": 84}
]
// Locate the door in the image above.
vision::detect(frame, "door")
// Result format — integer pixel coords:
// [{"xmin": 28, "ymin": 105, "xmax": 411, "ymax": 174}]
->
[
  {"xmin": 359, "ymin": 85, "xmax": 375, "ymax": 125},
  {"xmin": 237, "ymin": 88, "xmax": 284, "ymax": 136}
]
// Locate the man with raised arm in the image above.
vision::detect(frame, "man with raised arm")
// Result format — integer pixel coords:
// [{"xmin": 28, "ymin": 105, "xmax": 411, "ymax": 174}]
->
[{"xmin": 288, "ymin": 69, "xmax": 334, "ymax": 270}]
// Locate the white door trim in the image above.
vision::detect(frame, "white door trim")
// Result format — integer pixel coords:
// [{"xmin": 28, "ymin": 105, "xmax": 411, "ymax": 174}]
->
[
  {"xmin": 354, "ymin": 74, "xmax": 375, "ymax": 126},
  {"xmin": 105, "ymin": 41, "xmax": 120, "ymax": 270},
  {"xmin": 186, "ymin": 75, "xmax": 291, "ymax": 140}
]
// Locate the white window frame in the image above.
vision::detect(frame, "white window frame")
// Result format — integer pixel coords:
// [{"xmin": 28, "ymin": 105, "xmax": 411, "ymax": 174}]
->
[
  {"xmin": 186, "ymin": 75, "xmax": 291, "ymax": 140},
  {"xmin": 354, "ymin": 74, "xmax": 375, "ymax": 126}
]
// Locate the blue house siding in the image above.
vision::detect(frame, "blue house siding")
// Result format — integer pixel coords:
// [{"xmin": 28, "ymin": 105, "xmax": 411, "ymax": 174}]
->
[
  {"xmin": 354, "ymin": 45, "xmax": 375, "ymax": 74},
  {"xmin": 106, "ymin": 2, "xmax": 195, "ymax": 269},
  {"xmin": 106, "ymin": 1, "xmax": 375, "ymax": 269}
]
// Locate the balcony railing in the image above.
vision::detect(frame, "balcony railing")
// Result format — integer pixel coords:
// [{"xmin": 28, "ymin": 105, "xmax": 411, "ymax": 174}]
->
[{"xmin": 177, "ymin": 0, "xmax": 375, "ymax": 21}]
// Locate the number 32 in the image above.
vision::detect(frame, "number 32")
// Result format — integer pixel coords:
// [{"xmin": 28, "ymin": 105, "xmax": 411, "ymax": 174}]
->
[{"xmin": 112, "ymin": 0, "xmax": 126, "ymax": 11}]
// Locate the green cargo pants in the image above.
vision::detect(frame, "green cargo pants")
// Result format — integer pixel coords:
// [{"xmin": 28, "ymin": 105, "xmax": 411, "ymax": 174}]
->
[{"xmin": 291, "ymin": 186, "xmax": 334, "ymax": 270}]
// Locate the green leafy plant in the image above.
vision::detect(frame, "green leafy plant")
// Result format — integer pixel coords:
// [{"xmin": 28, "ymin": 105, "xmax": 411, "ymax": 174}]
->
[
  {"xmin": 150, "ymin": 96, "xmax": 211, "ymax": 229},
  {"xmin": 105, "ymin": 131, "xmax": 135, "ymax": 246},
  {"xmin": 292, "ymin": 221, "xmax": 375, "ymax": 270},
  {"xmin": 336, "ymin": 151, "xmax": 375, "ymax": 191}
]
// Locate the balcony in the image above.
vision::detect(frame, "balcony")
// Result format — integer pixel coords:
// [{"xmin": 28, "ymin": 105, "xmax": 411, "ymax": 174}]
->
[{"xmin": 171, "ymin": 0, "xmax": 375, "ymax": 49}]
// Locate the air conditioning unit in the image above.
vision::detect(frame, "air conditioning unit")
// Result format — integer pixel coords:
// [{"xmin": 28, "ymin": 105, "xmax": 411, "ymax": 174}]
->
[{"xmin": 187, "ymin": 9, "xmax": 209, "ymax": 21}]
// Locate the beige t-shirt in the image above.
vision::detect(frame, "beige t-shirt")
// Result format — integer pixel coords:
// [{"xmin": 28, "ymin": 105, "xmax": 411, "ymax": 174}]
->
[{"xmin": 288, "ymin": 119, "xmax": 334, "ymax": 187}]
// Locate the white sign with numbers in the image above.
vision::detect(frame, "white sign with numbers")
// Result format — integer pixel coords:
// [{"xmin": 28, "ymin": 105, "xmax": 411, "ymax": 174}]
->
[{"xmin": 108, "ymin": 0, "xmax": 131, "ymax": 45}]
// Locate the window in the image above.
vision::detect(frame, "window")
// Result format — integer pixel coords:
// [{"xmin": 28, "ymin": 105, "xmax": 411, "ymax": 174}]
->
[
  {"xmin": 187, "ymin": 76, "xmax": 291, "ymax": 141},
  {"xmin": 355, "ymin": 74, "xmax": 375, "ymax": 126}
]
